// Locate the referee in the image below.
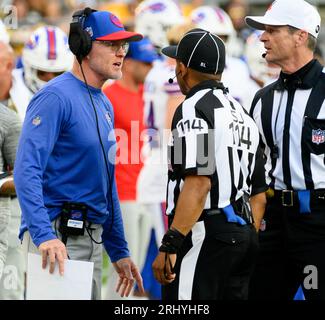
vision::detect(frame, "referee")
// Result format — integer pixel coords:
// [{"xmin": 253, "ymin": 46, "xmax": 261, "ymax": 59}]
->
[
  {"xmin": 152, "ymin": 28, "xmax": 267, "ymax": 300},
  {"xmin": 246, "ymin": 0, "xmax": 325, "ymax": 300}
]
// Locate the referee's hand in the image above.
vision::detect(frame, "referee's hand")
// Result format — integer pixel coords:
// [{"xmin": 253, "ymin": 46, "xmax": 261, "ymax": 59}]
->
[{"xmin": 152, "ymin": 252, "xmax": 176, "ymax": 285}]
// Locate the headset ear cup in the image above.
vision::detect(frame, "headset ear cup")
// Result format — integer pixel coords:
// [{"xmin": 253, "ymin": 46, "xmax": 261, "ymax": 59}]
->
[
  {"xmin": 69, "ymin": 7, "xmax": 96, "ymax": 62},
  {"xmin": 69, "ymin": 22, "xmax": 92, "ymax": 61},
  {"xmin": 80, "ymin": 29, "xmax": 92, "ymax": 58},
  {"xmin": 68, "ymin": 22, "xmax": 82, "ymax": 57}
]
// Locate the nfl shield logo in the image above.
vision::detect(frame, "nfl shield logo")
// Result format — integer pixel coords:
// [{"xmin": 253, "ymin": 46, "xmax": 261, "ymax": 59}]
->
[
  {"xmin": 312, "ymin": 129, "xmax": 325, "ymax": 145},
  {"xmin": 32, "ymin": 116, "xmax": 41, "ymax": 126}
]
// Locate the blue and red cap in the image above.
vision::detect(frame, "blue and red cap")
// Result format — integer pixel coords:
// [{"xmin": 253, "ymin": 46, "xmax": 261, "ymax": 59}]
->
[
  {"xmin": 126, "ymin": 37, "xmax": 158, "ymax": 63},
  {"xmin": 84, "ymin": 11, "xmax": 143, "ymax": 42}
]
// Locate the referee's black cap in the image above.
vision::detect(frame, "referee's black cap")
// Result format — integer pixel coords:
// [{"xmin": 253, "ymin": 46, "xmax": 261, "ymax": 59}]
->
[{"xmin": 161, "ymin": 28, "xmax": 226, "ymax": 75}]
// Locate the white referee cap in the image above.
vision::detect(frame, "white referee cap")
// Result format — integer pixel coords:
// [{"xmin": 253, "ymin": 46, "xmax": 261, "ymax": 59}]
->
[{"xmin": 245, "ymin": 0, "xmax": 321, "ymax": 38}]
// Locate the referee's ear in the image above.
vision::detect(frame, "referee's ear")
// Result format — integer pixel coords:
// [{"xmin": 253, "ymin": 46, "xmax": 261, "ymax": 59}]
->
[
  {"xmin": 294, "ymin": 29, "xmax": 309, "ymax": 48},
  {"xmin": 179, "ymin": 61, "xmax": 188, "ymax": 78}
]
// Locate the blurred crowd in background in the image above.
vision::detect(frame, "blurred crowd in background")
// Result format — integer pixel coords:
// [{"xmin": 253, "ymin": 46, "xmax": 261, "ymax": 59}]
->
[
  {"xmin": 1, "ymin": 0, "xmax": 324, "ymax": 61},
  {"xmin": 0, "ymin": 0, "xmax": 324, "ymax": 300}
]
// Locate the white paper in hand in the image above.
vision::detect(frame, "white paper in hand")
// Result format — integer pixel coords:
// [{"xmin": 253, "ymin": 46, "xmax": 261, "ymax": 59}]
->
[{"xmin": 26, "ymin": 253, "xmax": 94, "ymax": 300}]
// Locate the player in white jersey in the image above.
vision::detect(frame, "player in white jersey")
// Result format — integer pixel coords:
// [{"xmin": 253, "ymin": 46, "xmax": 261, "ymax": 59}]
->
[
  {"xmin": 190, "ymin": 5, "xmax": 259, "ymax": 111},
  {"xmin": 5, "ymin": 26, "xmax": 73, "ymax": 120},
  {"xmin": 134, "ymin": 0, "xmax": 184, "ymax": 298},
  {"xmin": 0, "ymin": 19, "xmax": 9, "ymax": 44},
  {"xmin": 138, "ymin": 21, "xmax": 197, "ymax": 203},
  {"xmin": 135, "ymin": 1, "xmax": 184, "ymax": 225},
  {"xmin": 138, "ymin": 59, "xmax": 179, "ymax": 204},
  {"xmin": 136, "ymin": 0, "xmax": 184, "ymax": 201},
  {"xmin": 222, "ymin": 55, "xmax": 260, "ymax": 112},
  {"xmin": 244, "ymin": 30, "xmax": 280, "ymax": 88}
]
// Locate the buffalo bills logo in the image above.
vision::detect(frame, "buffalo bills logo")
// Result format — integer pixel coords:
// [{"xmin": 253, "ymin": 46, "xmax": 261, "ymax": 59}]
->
[
  {"xmin": 312, "ymin": 129, "xmax": 325, "ymax": 145},
  {"xmin": 192, "ymin": 12, "xmax": 205, "ymax": 24},
  {"xmin": 147, "ymin": 3, "xmax": 166, "ymax": 13},
  {"xmin": 71, "ymin": 212, "xmax": 82, "ymax": 219},
  {"xmin": 26, "ymin": 34, "xmax": 40, "ymax": 49},
  {"xmin": 110, "ymin": 14, "xmax": 123, "ymax": 28}
]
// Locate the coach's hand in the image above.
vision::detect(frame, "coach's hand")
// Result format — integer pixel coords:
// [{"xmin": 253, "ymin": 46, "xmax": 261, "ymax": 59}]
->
[
  {"xmin": 38, "ymin": 239, "xmax": 68, "ymax": 275},
  {"xmin": 113, "ymin": 257, "xmax": 144, "ymax": 297},
  {"xmin": 152, "ymin": 252, "xmax": 176, "ymax": 285}
]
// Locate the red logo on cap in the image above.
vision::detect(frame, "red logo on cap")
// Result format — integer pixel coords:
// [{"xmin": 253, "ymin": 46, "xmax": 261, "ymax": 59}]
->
[{"xmin": 110, "ymin": 14, "xmax": 123, "ymax": 28}]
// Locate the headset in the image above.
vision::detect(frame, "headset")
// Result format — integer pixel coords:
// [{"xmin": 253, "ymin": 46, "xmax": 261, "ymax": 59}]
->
[
  {"xmin": 68, "ymin": 8, "xmax": 114, "ymax": 241},
  {"xmin": 68, "ymin": 7, "xmax": 96, "ymax": 64}
]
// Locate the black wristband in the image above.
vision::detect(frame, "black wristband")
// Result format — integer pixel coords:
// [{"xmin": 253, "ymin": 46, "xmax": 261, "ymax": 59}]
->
[{"xmin": 159, "ymin": 227, "xmax": 185, "ymax": 254}]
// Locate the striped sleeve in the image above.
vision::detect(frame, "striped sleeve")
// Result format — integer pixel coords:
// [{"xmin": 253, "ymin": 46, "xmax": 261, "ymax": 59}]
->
[
  {"xmin": 250, "ymin": 146, "xmax": 268, "ymax": 196},
  {"xmin": 172, "ymin": 92, "xmax": 215, "ymax": 177}
]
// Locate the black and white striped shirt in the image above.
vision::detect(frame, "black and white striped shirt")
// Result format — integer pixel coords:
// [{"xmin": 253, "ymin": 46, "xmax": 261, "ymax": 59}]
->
[
  {"xmin": 250, "ymin": 59, "xmax": 325, "ymax": 191},
  {"xmin": 166, "ymin": 80, "xmax": 261, "ymax": 215}
]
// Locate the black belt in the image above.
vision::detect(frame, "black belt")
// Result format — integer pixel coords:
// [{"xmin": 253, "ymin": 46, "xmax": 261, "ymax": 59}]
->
[
  {"xmin": 168, "ymin": 208, "xmax": 224, "ymax": 226},
  {"xmin": 198, "ymin": 208, "xmax": 223, "ymax": 221},
  {"xmin": 269, "ymin": 189, "xmax": 325, "ymax": 207},
  {"xmin": 198, "ymin": 196, "xmax": 252, "ymax": 223}
]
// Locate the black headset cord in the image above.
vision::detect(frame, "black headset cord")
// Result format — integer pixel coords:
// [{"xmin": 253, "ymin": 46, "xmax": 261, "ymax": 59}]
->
[{"xmin": 79, "ymin": 61, "xmax": 115, "ymax": 240}]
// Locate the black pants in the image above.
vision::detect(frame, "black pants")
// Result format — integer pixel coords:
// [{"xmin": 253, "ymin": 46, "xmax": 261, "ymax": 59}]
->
[
  {"xmin": 249, "ymin": 197, "xmax": 325, "ymax": 300},
  {"xmin": 162, "ymin": 214, "xmax": 258, "ymax": 300}
]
